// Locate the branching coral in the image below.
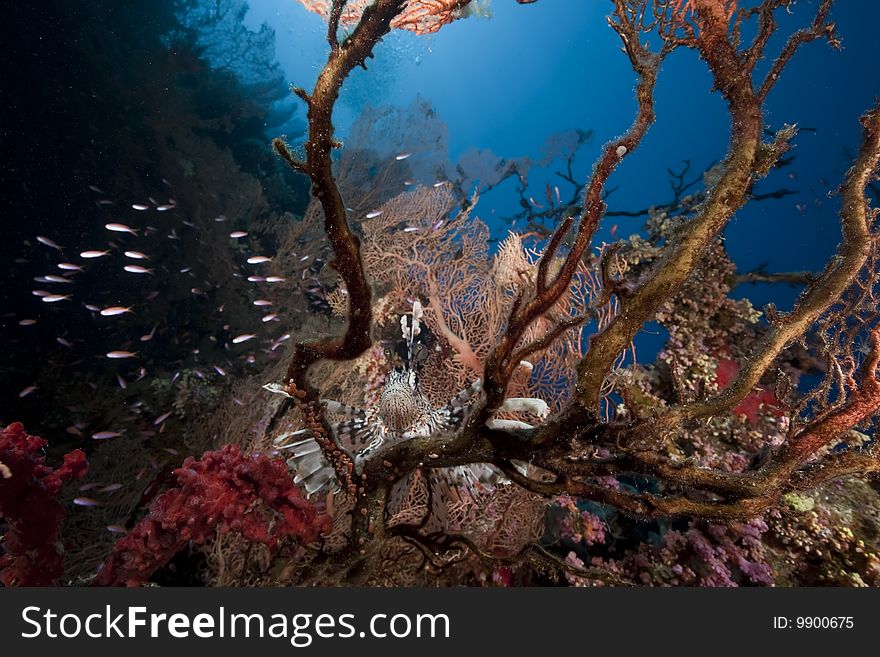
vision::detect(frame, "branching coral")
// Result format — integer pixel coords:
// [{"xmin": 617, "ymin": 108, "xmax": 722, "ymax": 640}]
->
[{"xmin": 0, "ymin": 422, "xmax": 88, "ymax": 586}]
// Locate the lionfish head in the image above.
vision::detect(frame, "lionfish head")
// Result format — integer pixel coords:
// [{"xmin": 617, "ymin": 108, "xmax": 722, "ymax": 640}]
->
[{"xmin": 379, "ymin": 368, "xmax": 421, "ymax": 433}]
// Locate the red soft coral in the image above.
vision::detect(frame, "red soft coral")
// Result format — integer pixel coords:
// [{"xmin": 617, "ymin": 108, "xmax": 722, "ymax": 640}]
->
[
  {"xmin": 94, "ymin": 444, "xmax": 331, "ymax": 586},
  {"xmin": 716, "ymin": 357, "xmax": 784, "ymax": 425},
  {"xmin": 0, "ymin": 422, "xmax": 88, "ymax": 586}
]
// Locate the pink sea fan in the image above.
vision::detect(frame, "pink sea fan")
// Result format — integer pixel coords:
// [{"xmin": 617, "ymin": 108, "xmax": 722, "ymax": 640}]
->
[{"xmin": 297, "ymin": 0, "xmax": 472, "ymax": 35}]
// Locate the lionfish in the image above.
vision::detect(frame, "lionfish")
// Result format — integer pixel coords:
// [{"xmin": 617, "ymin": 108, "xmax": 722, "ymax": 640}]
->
[{"xmin": 264, "ymin": 301, "xmax": 548, "ymax": 497}]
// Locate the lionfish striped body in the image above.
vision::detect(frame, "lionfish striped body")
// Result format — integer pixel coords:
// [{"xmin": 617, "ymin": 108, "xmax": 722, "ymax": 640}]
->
[
  {"xmin": 274, "ymin": 300, "xmax": 513, "ymax": 498},
  {"xmin": 278, "ymin": 370, "xmax": 485, "ymax": 495}
]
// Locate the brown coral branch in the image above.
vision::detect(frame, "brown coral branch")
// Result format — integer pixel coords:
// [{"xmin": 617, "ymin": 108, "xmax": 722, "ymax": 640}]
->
[
  {"xmin": 480, "ymin": 0, "xmax": 666, "ymax": 415},
  {"xmin": 664, "ymin": 99, "xmax": 880, "ymax": 426},
  {"xmin": 757, "ymin": 0, "xmax": 837, "ymax": 101},
  {"xmin": 278, "ymin": 0, "xmax": 409, "ymax": 398},
  {"xmin": 575, "ymin": 15, "xmax": 777, "ymax": 410}
]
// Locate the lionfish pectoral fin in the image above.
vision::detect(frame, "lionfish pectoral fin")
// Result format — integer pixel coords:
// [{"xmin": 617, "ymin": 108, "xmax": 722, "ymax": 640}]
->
[
  {"xmin": 321, "ymin": 398, "xmax": 365, "ymax": 420},
  {"xmin": 284, "ymin": 436, "xmax": 338, "ymax": 496},
  {"xmin": 442, "ymin": 378, "xmax": 484, "ymax": 428}
]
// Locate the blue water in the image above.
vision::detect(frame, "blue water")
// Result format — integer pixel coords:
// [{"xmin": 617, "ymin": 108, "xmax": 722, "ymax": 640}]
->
[
  {"xmin": 241, "ymin": 0, "xmax": 879, "ymax": 360},
  {"xmin": 249, "ymin": 1, "xmax": 877, "ymax": 273}
]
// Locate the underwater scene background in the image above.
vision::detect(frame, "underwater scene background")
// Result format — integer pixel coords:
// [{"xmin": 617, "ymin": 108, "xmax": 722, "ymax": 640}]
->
[{"xmin": 2, "ymin": 0, "xmax": 880, "ymax": 586}]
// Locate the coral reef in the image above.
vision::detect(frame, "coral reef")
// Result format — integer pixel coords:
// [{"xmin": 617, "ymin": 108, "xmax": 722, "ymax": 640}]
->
[
  {"xmin": 5, "ymin": 0, "xmax": 879, "ymax": 589},
  {"xmin": 260, "ymin": 0, "xmax": 880, "ymax": 587}
]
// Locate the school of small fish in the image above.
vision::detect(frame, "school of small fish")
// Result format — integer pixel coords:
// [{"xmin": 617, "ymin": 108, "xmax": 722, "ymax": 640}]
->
[{"xmin": 13, "ymin": 153, "xmax": 432, "ymax": 512}]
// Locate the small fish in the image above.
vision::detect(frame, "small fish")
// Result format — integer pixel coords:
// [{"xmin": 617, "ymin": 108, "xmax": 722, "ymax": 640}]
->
[
  {"xmin": 366, "ymin": 210, "xmax": 383, "ymax": 219},
  {"xmin": 43, "ymin": 274, "xmax": 74, "ymax": 284},
  {"xmin": 262, "ymin": 382, "xmax": 293, "ymax": 398},
  {"xmin": 265, "ymin": 276, "xmax": 286, "ymax": 283},
  {"xmin": 253, "ymin": 299, "xmax": 272, "ymax": 306},
  {"xmin": 247, "ymin": 276, "xmax": 266, "ymax": 282},
  {"xmin": 57, "ymin": 263, "xmax": 84, "ymax": 271},
  {"xmin": 98, "ymin": 483, "xmax": 123, "ymax": 493},
  {"xmin": 433, "ymin": 181, "xmax": 446, "ymax": 187},
  {"xmin": 163, "ymin": 448, "xmax": 179, "ymax": 455},
  {"xmin": 180, "ymin": 267, "xmax": 192, "ymax": 273},
  {"xmin": 57, "ymin": 337, "xmax": 73, "ymax": 347},
  {"xmin": 136, "ymin": 367, "xmax": 147, "ymax": 380},
  {"xmin": 88, "ymin": 185, "xmax": 105, "ymax": 194},
  {"xmin": 229, "ymin": 231, "xmax": 248, "ymax": 238},
  {"xmin": 19, "ymin": 319, "xmax": 37, "ymax": 326},
  {"xmin": 100, "ymin": 306, "xmax": 134, "ymax": 316},
  {"xmin": 19, "ymin": 385, "xmax": 37, "ymax": 398},
  {"xmin": 124, "ymin": 250, "xmax": 150, "ymax": 260},
  {"xmin": 262, "ymin": 313, "xmax": 278, "ymax": 323},
  {"xmin": 232, "ymin": 333, "xmax": 256, "ymax": 344},
  {"xmin": 80, "ymin": 250, "xmax": 111, "ymax": 259},
  {"xmin": 131, "ymin": 203, "xmax": 150, "ymax": 210},
  {"xmin": 106, "ymin": 350, "xmax": 137, "ymax": 359},
  {"xmin": 213, "ymin": 365, "xmax": 227, "ymax": 376},
  {"xmin": 247, "ymin": 256, "xmax": 272, "ymax": 264},
  {"xmin": 299, "ymin": 255, "xmax": 310, "ymax": 262},
  {"xmin": 92, "ymin": 431, "xmax": 122, "ymax": 440},
  {"xmin": 430, "ymin": 219, "xmax": 444, "ymax": 232},
  {"xmin": 155, "ymin": 204, "xmax": 175, "ymax": 211},
  {"xmin": 36, "ymin": 236, "xmax": 63, "ymax": 250},
  {"xmin": 106, "ymin": 223, "xmax": 139, "ymax": 235},
  {"xmin": 84, "ymin": 304, "xmax": 100, "ymax": 312},
  {"xmin": 529, "ymin": 196, "xmax": 544, "ymax": 209},
  {"xmin": 214, "ymin": 215, "xmax": 227, "ymax": 222},
  {"xmin": 395, "ymin": 152, "xmax": 412, "ymax": 160},
  {"xmin": 140, "ymin": 326, "xmax": 157, "ymax": 342},
  {"xmin": 73, "ymin": 497, "xmax": 102, "ymax": 507},
  {"xmin": 32, "ymin": 290, "xmax": 50, "ymax": 297},
  {"xmin": 116, "ymin": 374, "xmax": 127, "ymax": 389},
  {"xmin": 123, "ymin": 265, "xmax": 153, "ymax": 274},
  {"xmin": 403, "ymin": 226, "xmax": 421, "ymax": 233},
  {"xmin": 42, "ymin": 294, "xmax": 72, "ymax": 303},
  {"xmin": 153, "ymin": 411, "xmax": 172, "ymax": 427},
  {"xmin": 106, "ymin": 524, "xmax": 128, "ymax": 534},
  {"xmin": 403, "ymin": 180, "xmax": 415, "ymax": 186},
  {"xmin": 244, "ymin": 355, "xmax": 256, "ymax": 364}
]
